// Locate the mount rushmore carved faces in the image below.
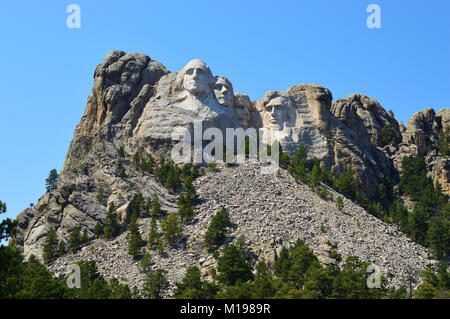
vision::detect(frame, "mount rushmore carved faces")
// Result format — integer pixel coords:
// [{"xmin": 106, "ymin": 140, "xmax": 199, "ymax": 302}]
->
[
  {"xmin": 179, "ymin": 59, "xmax": 214, "ymax": 96},
  {"xmin": 213, "ymin": 76, "xmax": 234, "ymax": 108},
  {"xmin": 233, "ymin": 93, "xmax": 252, "ymax": 128},
  {"xmin": 262, "ymin": 94, "xmax": 293, "ymax": 130}
]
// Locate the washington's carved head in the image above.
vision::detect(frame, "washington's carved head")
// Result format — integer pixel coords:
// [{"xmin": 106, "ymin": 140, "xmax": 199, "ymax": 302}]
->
[
  {"xmin": 213, "ymin": 76, "xmax": 234, "ymax": 108},
  {"xmin": 177, "ymin": 59, "xmax": 214, "ymax": 95}
]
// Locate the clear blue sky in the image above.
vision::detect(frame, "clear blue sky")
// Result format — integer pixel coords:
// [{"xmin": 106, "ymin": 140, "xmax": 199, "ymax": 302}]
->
[{"xmin": 1, "ymin": 0, "xmax": 449, "ymax": 224}]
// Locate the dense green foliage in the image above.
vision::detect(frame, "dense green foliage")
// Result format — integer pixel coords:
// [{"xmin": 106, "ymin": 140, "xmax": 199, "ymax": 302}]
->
[
  {"xmin": 173, "ymin": 266, "xmax": 219, "ymax": 298},
  {"xmin": 396, "ymin": 156, "xmax": 450, "ymax": 258},
  {"xmin": 139, "ymin": 251, "xmax": 153, "ymax": 274},
  {"xmin": 142, "ymin": 269, "xmax": 169, "ymax": 299},
  {"xmin": 147, "ymin": 216, "xmax": 158, "ymax": 249},
  {"xmin": 104, "ymin": 202, "xmax": 119, "ymax": 239},
  {"xmin": 43, "ymin": 228, "xmax": 58, "ymax": 264},
  {"xmin": 204, "ymin": 207, "xmax": 231, "ymax": 251},
  {"xmin": 177, "ymin": 176, "xmax": 198, "ymax": 222},
  {"xmin": 279, "ymin": 143, "xmax": 449, "ymax": 261},
  {"xmin": 162, "ymin": 213, "xmax": 182, "ymax": 246},
  {"xmin": 69, "ymin": 227, "xmax": 81, "ymax": 253},
  {"xmin": 127, "ymin": 211, "xmax": 144, "ymax": 259},
  {"xmin": 381, "ymin": 124, "xmax": 396, "ymax": 146},
  {"xmin": 1, "ymin": 199, "xmax": 448, "ymax": 299},
  {"xmin": 173, "ymin": 239, "xmax": 411, "ymax": 299},
  {"xmin": 437, "ymin": 129, "xmax": 450, "ymax": 157},
  {"xmin": 216, "ymin": 244, "xmax": 254, "ymax": 286},
  {"xmin": 155, "ymin": 157, "xmax": 182, "ymax": 191},
  {"xmin": 415, "ymin": 262, "xmax": 450, "ymax": 299},
  {"xmin": 0, "ymin": 201, "xmax": 134, "ymax": 299}
]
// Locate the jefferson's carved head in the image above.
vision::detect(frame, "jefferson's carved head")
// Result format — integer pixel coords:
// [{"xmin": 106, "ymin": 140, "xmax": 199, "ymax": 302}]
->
[
  {"xmin": 177, "ymin": 59, "xmax": 214, "ymax": 95},
  {"xmin": 213, "ymin": 76, "xmax": 234, "ymax": 108}
]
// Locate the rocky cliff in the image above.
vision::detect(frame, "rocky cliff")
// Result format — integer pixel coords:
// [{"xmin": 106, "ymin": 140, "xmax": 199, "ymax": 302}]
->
[{"xmin": 12, "ymin": 50, "xmax": 449, "ymax": 289}]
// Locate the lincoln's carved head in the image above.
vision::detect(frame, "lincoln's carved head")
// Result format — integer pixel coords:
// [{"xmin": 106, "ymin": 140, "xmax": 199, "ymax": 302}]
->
[{"xmin": 262, "ymin": 94, "xmax": 292, "ymax": 130}]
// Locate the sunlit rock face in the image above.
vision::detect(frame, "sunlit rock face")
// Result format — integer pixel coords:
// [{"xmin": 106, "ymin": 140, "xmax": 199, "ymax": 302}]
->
[
  {"xmin": 254, "ymin": 85, "xmax": 330, "ymax": 161},
  {"xmin": 331, "ymin": 94, "xmax": 402, "ymax": 148},
  {"xmin": 134, "ymin": 59, "xmax": 240, "ymax": 142},
  {"xmin": 213, "ymin": 76, "xmax": 252, "ymax": 129},
  {"xmin": 233, "ymin": 93, "xmax": 252, "ymax": 129},
  {"xmin": 213, "ymin": 76, "xmax": 234, "ymax": 108}
]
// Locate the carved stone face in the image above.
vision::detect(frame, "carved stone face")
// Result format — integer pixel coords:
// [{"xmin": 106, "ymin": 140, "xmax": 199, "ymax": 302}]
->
[
  {"xmin": 182, "ymin": 59, "xmax": 212, "ymax": 95},
  {"xmin": 263, "ymin": 96, "xmax": 291, "ymax": 129},
  {"xmin": 233, "ymin": 94, "xmax": 251, "ymax": 128},
  {"xmin": 214, "ymin": 77, "xmax": 234, "ymax": 107}
]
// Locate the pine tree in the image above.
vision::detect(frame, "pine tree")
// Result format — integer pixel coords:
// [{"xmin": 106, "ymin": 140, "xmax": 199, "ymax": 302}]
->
[
  {"xmin": 118, "ymin": 146, "xmax": 125, "ymax": 158},
  {"xmin": 45, "ymin": 169, "xmax": 59, "ymax": 191},
  {"xmin": 96, "ymin": 186, "xmax": 105, "ymax": 205},
  {"xmin": 310, "ymin": 162, "xmax": 320, "ymax": 187},
  {"xmin": 173, "ymin": 266, "xmax": 218, "ymax": 299},
  {"xmin": 164, "ymin": 164, "xmax": 179, "ymax": 191},
  {"xmin": 252, "ymin": 261, "xmax": 276, "ymax": 299},
  {"xmin": 274, "ymin": 246, "xmax": 292, "ymax": 281},
  {"xmin": 381, "ymin": 124, "xmax": 396, "ymax": 146},
  {"xmin": 182, "ymin": 163, "xmax": 192, "ymax": 178},
  {"xmin": 407, "ymin": 205, "xmax": 427, "ymax": 244},
  {"xmin": 173, "ymin": 266, "xmax": 205, "ymax": 299},
  {"xmin": 142, "ymin": 269, "xmax": 169, "ymax": 299},
  {"xmin": 118, "ymin": 159, "xmax": 127, "ymax": 178},
  {"xmin": 336, "ymin": 169, "xmax": 356, "ymax": 200},
  {"xmin": 43, "ymin": 228, "xmax": 58, "ymax": 264},
  {"xmin": 426, "ymin": 218, "xmax": 449, "ymax": 259},
  {"xmin": 58, "ymin": 241, "xmax": 66, "ymax": 256},
  {"xmin": 148, "ymin": 217, "xmax": 158, "ymax": 249},
  {"xmin": 104, "ymin": 203, "xmax": 118, "ymax": 239},
  {"xmin": 130, "ymin": 193, "xmax": 144, "ymax": 218},
  {"xmin": 217, "ymin": 244, "xmax": 253, "ymax": 286},
  {"xmin": 69, "ymin": 227, "xmax": 81, "ymax": 253},
  {"xmin": 81, "ymin": 229, "xmax": 89, "ymax": 245},
  {"xmin": 204, "ymin": 207, "xmax": 230, "ymax": 251},
  {"xmin": 151, "ymin": 195, "xmax": 162, "ymax": 217},
  {"xmin": 133, "ymin": 151, "xmax": 141, "ymax": 168},
  {"xmin": 176, "ymin": 176, "xmax": 198, "ymax": 223},
  {"xmin": 288, "ymin": 240, "xmax": 320, "ymax": 289},
  {"xmin": 139, "ymin": 251, "xmax": 153, "ymax": 274},
  {"xmin": 292, "ymin": 144, "xmax": 307, "ymax": 181},
  {"xmin": 162, "ymin": 213, "xmax": 182, "ymax": 246},
  {"xmin": 191, "ymin": 164, "xmax": 199, "ymax": 178},
  {"xmin": 94, "ymin": 222, "xmax": 103, "ymax": 238},
  {"xmin": 437, "ymin": 129, "xmax": 450, "ymax": 157},
  {"xmin": 336, "ymin": 195, "xmax": 344, "ymax": 211},
  {"xmin": 178, "ymin": 193, "xmax": 195, "ymax": 222},
  {"xmin": 128, "ymin": 211, "xmax": 143, "ymax": 259},
  {"xmin": 156, "ymin": 238, "xmax": 165, "ymax": 256}
]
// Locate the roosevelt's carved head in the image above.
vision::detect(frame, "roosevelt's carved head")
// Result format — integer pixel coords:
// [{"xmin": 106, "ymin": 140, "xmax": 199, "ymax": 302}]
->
[
  {"xmin": 177, "ymin": 59, "xmax": 214, "ymax": 95},
  {"xmin": 233, "ymin": 93, "xmax": 252, "ymax": 128},
  {"xmin": 213, "ymin": 76, "xmax": 234, "ymax": 108}
]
